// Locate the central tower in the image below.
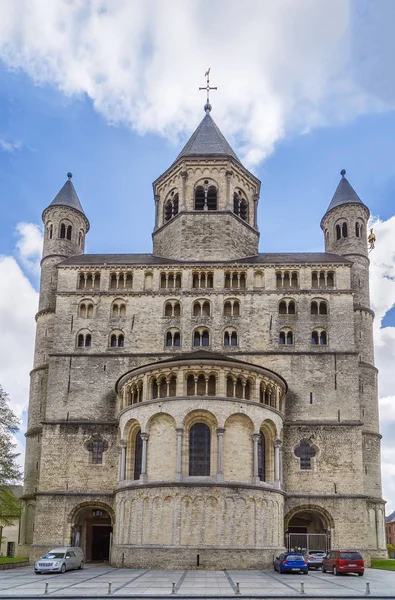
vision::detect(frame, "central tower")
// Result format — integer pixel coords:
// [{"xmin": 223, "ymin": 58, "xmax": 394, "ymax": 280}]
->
[{"xmin": 152, "ymin": 103, "xmax": 260, "ymax": 260}]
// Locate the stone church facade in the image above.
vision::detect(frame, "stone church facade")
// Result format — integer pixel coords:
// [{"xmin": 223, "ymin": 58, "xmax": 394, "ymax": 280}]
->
[{"xmin": 20, "ymin": 104, "xmax": 387, "ymax": 568}]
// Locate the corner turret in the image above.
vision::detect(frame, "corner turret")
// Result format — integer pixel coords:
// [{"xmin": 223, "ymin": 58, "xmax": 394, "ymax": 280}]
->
[{"xmin": 321, "ymin": 170, "xmax": 370, "ymax": 306}]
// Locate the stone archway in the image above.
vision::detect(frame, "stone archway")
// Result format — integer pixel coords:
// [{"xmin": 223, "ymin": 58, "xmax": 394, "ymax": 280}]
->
[
  {"xmin": 284, "ymin": 505, "xmax": 334, "ymax": 552},
  {"xmin": 69, "ymin": 502, "xmax": 114, "ymax": 563}
]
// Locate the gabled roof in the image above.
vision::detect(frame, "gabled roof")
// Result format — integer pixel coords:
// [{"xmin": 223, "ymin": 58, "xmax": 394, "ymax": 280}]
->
[
  {"xmin": 386, "ymin": 510, "xmax": 395, "ymax": 523},
  {"xmin": 47, "ymin": 174, "xmax": 87, "ymax": 217},
  {"xmin": 174, "ymin": 113, "xmax": 240, "ymax": 164},
  {"xmin": 323, "ymin": 170, "xmax": 368, "ymax": 218},
  {"xmin": 60, "ymin": 251, "xmax": 351, "ymax": 267}
]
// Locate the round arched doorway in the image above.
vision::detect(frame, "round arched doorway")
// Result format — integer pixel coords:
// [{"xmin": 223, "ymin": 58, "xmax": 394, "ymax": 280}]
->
[
  {"xmin": 71, "ymin": 506, "xmax": 113, "ymax": 562},
  {"xmin": 285, "ymin": 507, "xmax": 333, "ymax": 552}
]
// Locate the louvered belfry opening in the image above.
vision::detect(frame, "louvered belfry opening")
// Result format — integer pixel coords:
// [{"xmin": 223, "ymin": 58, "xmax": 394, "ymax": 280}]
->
[{"xmin": 189, "ymin": 423, "xmax": 210, "ymax": 476}]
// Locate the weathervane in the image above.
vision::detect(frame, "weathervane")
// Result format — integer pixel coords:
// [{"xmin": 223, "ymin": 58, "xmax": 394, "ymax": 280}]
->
[{"xmin": 199, "ymin": 68, "xmax": 217, "ymax": 114}]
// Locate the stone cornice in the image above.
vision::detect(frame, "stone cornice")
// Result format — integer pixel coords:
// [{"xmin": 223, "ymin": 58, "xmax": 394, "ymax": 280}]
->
[
  {"xmin": 284, "ymin": 420, "xmax": 363, "ymax": 427},
  {"xmin": 354, "ymin": 305, "xmax": 375, "ymax": 318},
  {"xmin": 36, "ymin": 490, "xmax": 113, "ymax": 497},
  {"xmin": 41, "ymin": 420, "xmax": 118, "ymax": 426},
  {"xmin": 35, "ymin": 308, "xmax": 55, "ymax": 321},
  {"xmin": 115, "ymin": 481, "xmax": 286, "ymax": 496}
]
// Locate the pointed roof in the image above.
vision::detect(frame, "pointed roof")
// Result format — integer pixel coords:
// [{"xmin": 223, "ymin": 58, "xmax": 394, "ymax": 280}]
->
[
  {"xmin": 323, "ymin": 170, "xmax": 368, "ymax": 217},
  {"xmin": 48, "ymin": 173, "xmax": 87, "ymax": 216},
  {"xmin": 175, "ymin": 112, "xmax": 240, "ymax": 164}
]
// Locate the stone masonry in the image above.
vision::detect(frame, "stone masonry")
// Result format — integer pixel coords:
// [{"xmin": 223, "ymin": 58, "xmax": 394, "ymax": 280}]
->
[{"xmin": 19, "ymin": 106, "xmax": 387, "ymax": 568}]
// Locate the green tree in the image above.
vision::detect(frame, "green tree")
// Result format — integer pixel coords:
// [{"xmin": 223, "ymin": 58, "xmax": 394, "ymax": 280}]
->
[{"xmin": 0, "ymin": 386, "xmax": 22, "ymax": 525}]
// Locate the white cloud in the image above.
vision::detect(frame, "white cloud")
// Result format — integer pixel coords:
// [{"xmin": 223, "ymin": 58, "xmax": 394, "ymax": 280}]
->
[
  {"xmin": 0, "ymin": 0, "xmax": 393, "ymax": 166},
  {"xmin": 0, "ymin": 139, "xmax": 21, "ymax": 152},
  {"xmin": 15, "ymin": 222, "xmax": 43, "ymax": 277},
  {"xmin": 370, "ymin": 215, "xmax": 395, "ymax": 513}
]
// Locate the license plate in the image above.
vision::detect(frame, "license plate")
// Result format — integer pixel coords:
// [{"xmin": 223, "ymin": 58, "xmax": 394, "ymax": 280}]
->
[
  {"xmin": 292, "ymin": 568, "xmax": 300, "ymax": 571},
  {"xmin": 348, "ymin": 563, "xmax": 356, "ymax": 567}
]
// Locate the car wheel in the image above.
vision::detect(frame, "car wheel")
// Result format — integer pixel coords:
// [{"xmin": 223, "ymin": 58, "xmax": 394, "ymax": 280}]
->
[
  {"xmin": 61, "ymin": 563, "xmax": 66, "ymax": 574},
  {"xmin": 358, "ymin": 572, "xmax": 364, "ymax": 577},
  {"xmin": 333, "ymin": 566, "xmax": 339, "ymax": 576},
  {"xmin": 78, "ymin": 561, "xmax": 84, "ymax": 570}
]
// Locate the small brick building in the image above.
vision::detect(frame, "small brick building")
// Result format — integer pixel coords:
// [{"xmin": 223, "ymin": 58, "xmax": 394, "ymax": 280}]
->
[{"xmin": 20, "ymin": 103, "xmax": 387, "ymax": 568}]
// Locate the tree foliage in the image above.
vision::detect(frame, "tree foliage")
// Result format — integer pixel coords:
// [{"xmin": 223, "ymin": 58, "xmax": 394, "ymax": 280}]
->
[{"xmin": 0, "ymin": 386, "xmax": 22, "ymax": 525}]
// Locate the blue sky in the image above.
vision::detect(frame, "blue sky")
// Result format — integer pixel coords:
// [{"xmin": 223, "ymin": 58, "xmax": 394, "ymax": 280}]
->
[{"xmin": 1, "ymin": 0, "xmax": 395, "ymax": 511}]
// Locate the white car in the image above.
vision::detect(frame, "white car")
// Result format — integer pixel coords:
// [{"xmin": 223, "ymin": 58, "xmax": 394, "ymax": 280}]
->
[{"xmin": 34, "ymin": 547, "xmax": 85, "ymax": 574}]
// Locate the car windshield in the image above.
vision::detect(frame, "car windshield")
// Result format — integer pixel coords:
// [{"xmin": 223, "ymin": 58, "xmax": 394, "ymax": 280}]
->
[
  {"xmin": 340, "ymin": 552, "xmax": 362, "ymax": 560},
  {"xmin": 309, "ymin": 551, "xmax": 325, "ymax": 555},
  {"xmin": 286, "ymin": 555, "xmax": 304, "ymax": 561},
  {"xmin": 42, "ymin": 553, "xmax": 65, "ymax": 559}
]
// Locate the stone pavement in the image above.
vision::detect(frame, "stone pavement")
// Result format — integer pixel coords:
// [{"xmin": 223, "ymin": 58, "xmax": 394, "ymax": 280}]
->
[{"xmin": 0, "ymin": 564, "xmax": 394, "ymax": 598}]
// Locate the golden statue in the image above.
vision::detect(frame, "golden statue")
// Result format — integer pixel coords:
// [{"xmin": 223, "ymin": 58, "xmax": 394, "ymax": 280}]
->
[{"xmin": 368, "ymin": 228, "xmax": 376, "ymax": 250}]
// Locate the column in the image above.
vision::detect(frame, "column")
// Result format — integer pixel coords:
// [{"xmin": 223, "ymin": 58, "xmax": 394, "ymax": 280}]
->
[
  {"xmin": 120, "ymin": 440, "xmax": 127, "ymax": 482},
  {"xmin": 176, "ymin": 428, "xmax": 183, "ymax": 481},
  {"xmin": 225, "ymin": 170, "xmax": 232, "ymax": 209},
  {"xmin": 154, "ymin": 195, "xmax": 159, "ymax": 230},
  {"xmin": 253, "ymin": 193, "xmax": 259, "ymax": 230},
  {"xmin": 252, "ymin": 433, "xmax": 260, "ymax": 484},
  {"xmin": 274, "ymin": 439, "xmax": 282, "ymax": 487},
  {"xmin": 181, "ymin": 171, "xmax": 187, "ymax": 210},
  {"xmin": 216, "ymin": 428, "xmax": 225, "ymax": 481},
  {"xmin": 140, "ymin": 433, "xmax": 149, "ymax": 482}
]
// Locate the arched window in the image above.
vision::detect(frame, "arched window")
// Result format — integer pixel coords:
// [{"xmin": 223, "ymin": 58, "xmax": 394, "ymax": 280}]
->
[
  {"xmin": 66, "ymin": 225, "xmax": 72, "ymax": 240},
  {"xmin": 194, "ymin": 186, "xmax": 205, "ymax": 210},
  {"xmin": 319, "ymin": 301, "xmax": 328, "ymax": 315},
  {"xmin": 109, "ymin": 331, "xmax": 125, "ymax": 348},
  {"xmin": 165, "ymin": 330, "xmax": 181, "ymax": 347},
  {"xmin": 78, "ymin": 230, "xmax": 83, "ymax": 247},
  {"xmin": 258, "ymin": 432, "xmax": 266, "ymax": 481},
  {"xmin": 233, "ymin": 192, "xmax": 248, "ymax": 221},
  {"xmin": 312, "ymin": 330, "xmax": 319, "ymax": 345},
  {"xmin": 189, "ymin": 423, "xmax": 210, "ymax": 476},
  {"xmin": 134, "ymin": 430, "xmax": 143, "ymax": 480},
  {"xmin": 279, "ymin": 329, "xmax": 293, "ymax": 345},
  {"xmin": 164, "ymin": 300, "xmax": 180, "ymax": 317},
  {"xmin": 279, "ymin": 299, "xmax": 296, "ymax": 315},
  {"xmin": 356, "ymin": 222, "xmax": 363, "ymax": 238},
  {"xmin": 79, "ymin": 301, "xmax": 94, "ymax": 318},
  {"xmin": 60, "ymin": 223, "xmax": 66, "ymax": 239},
  {"xmin": 336, "ymin": 224, "xmax": 341, "ymax": 240},
  {"xmin": 224, "ymin": 330, "xmax": 238, "ymax": 346},
  {"xmin": 320, "ymin": 331, "xmax": 327, "ymax": 345},
  {"xmin": 77, "ymin": 332, "xmax": 91, "ymax": 348},
  {"xmin": 164, "ymin": 193, "xmax": 179, "ymax": 222},
  {"xmin": 48, "ymin": 224, "xmax": 53, "ymax": 239},
  {"xmin": 311, "ymin": 301, "xmax": 318, "ymax": 315},
  {"xmin": 342, "ymin": 222, "xmax": 348, "ymax": 238},
  {"xmin": 193, "ymin": 328, "xmax": 210, "ymax": 347},
  {"xmin": 207, "ymin": 186, "xmax": 217, "ymax": 210}
]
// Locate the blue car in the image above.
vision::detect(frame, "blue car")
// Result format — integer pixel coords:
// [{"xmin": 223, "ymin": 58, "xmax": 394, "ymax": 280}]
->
[{"xmin": 274, "ymin": 552, "xmax": 309, "ymax": 574}]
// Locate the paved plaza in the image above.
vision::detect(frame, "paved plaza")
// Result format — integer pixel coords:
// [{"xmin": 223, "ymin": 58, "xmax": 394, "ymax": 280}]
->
[{"xmin": 0, "ymin": 565, "xmax": 394, "ymax": 598}]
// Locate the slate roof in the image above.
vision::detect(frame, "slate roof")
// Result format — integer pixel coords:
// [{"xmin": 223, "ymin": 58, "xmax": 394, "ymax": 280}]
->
[
  {"xmin": 323, "ymin": 171, "xmax": 368, "ymax": 217},
  {"xmin": 386, "ymin": 510, "xmax": 395, "ymax": 523},
  {"xmin": 48, "ymin": 176, "xmax": 87, "ymax": 217},
  {"xmin": 174, "ymin": 113, "xmax": 240, "ymax": 163},
  {"xmin": 60, "ymin": 252, "xmax": 351, "ymax": 267}
]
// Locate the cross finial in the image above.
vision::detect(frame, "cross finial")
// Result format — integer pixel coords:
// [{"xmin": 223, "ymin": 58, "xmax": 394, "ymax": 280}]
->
[{"xmin": 199, "ymin": 68, "xmax": 217, "ymax": 114}]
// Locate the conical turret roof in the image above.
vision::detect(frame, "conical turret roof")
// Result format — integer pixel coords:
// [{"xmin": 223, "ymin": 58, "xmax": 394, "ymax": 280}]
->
[
  {"xmin": 175, "ymin": 113, "xmax": 240, "ymax": 164},
  {"xmin": 324, "ymin": 170, "xmax": 368, "ymax": 217},
  {"xmin": 48, "ymin": 173, "xmax": 86, "ymax": 216}
]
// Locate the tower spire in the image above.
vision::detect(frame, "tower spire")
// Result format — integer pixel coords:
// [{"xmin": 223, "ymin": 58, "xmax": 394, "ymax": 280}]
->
[{"xmin": 199, "ymin": 68, "xmax": 217, "ymax": 114}]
